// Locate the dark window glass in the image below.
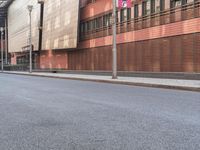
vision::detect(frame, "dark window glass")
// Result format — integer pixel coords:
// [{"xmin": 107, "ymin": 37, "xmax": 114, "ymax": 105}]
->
[
  {"xmin": 97, "ymin": 17, "xmax": 102, "ymax": 28},
  {"xmin": 151, "ymin": 0, "xmax": 156, "ymax": 13},
  {"xmin": 170, "ymin": 0, "xmax": 182, "ymax": 8},
  {"xmin": 89, "ymin": 20, "xmax": 93, "ymax": 30},
  {"xmin": 81, "ymin": 23, "xmax": 84, "ymax": 32},
  {"xmin": 160, "ymin": 0, "xmax": 165, "ymax": 11},
  {"xmin": 108, "ymin": 13, "xmax": 112, "ymax": 26},
  {"xmin": 91, "ymin": 20, "xmax": 95, "ymax": 30},
  {"xmin": 142, "ymin": 1, "xmax": 147, "ymax": 16},
  {"xmin": 103, "ymin": 13, "xmax": 112, "ymax": 27},
  {"xmin": 103, "ymin": 15, "xmax": 107, "ymax": 26},
  {"xmin": 127, "ymin": 8, "xmax": 131, "ymax": 20},
  {"xmin": 134, "ymin": 4, "xmax": 139, "ymax": 18},
  {"xmin": 120, "ymin": 9, "xmax": 126, "ymax": 22},
  {"xmin": 86, "ymin": 21, "xmax": 89, "ymax": 32},
  {"xmin": 116, "ymin": 11, "xmax": 119, "ymax": 22},
  {"xmin": 96, "ymin": 18, "xmax": 100, "ymax": 29},
  {"xmin": 182, "ymin": 0, "xmax": 187, "ymax": 5}
]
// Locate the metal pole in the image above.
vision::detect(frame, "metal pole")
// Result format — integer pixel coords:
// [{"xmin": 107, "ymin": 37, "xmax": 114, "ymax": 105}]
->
[
  {"xmin": 112, "ymin": 0, "xmax": 117, "ymax": 79},
  {"xmin": 5, "ymin": 19, "xmax": 8, "ymax": 64},
  {"xmin": 28, "ymin": 6, "xmax": 33, "ymax": 73},
  {"xmin": 1, "ymin": 27, "xmax": 4, "ymax": 72},
  {"xmin": 29, "ymin": 11, "xmax": 32, "ymax": 73}
]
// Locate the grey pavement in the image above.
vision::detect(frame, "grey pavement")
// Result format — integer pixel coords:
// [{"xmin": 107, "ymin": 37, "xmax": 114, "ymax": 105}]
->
[
  {"xmin": 0, "ymin": 73, "xmax": 200, "ymax": 150},
  {"xmin": 2, "ymin": 71, "xmax": 200, "ymax": 91}
]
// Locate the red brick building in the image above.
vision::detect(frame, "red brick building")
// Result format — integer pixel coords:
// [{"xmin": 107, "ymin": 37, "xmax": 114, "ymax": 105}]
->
[{"xmin": 10, "ymin": 0, "xmax": 200, "ymax": 72}]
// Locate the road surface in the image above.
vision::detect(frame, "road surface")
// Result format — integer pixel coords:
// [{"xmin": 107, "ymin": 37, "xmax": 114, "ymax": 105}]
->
[{"xmin": 0, "ymin": 73, "xmax": 200, "ymax": 150}]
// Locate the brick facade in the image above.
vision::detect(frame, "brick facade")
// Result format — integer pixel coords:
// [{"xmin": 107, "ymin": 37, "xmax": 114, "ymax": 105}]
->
[
  {"xmin": 68, "ymin": 33, "xmax": 200, "ymax": 72},
  {"xmin": 11, "ymin": 0, "xmax": 200, "ymax": 73}
]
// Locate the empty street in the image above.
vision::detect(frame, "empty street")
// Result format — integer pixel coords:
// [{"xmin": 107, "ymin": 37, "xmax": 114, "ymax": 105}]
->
[{"xmin": 0, "ymin": 73, "xmax": 200, "ymax": 150}]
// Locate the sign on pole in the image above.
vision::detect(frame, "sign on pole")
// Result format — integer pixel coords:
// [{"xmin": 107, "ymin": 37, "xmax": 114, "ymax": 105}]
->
[{"xmin": 117, "ymin": 0, "xmax": 131, "ymax": 8}]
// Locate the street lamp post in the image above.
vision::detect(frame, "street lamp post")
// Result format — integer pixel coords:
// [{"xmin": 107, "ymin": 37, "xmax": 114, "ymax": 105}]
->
[
  {"xmin": 112, "ymin": 0, "xmax": 117, "ymax": 79},
  {"xmin": 5, "ymin": 19, "xmax": 8, "ymax": 65},
  {"xmin": 27, "ymin": 5, "xmax": 33, "ymax": 73},
  {"xmin": 1, "ymin": 27, "xmax": 4, "ymax": 72}
]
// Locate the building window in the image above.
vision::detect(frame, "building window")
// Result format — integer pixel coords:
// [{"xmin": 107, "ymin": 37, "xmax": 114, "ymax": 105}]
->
[
  {"xmin": 95, "ymin": 17, "xmax": 102, "ymax": 29},
  {"xmin": 81, "ymin": 23, "xmax": 85, "ymax": 33},
  {"xmin": 147, "ymin": 0, "xmax": 151, "ymax": 15},
  {"xmin": 103, "ymin": 13, "xmax": 112, "ymax": 27},
  {"xmin": 86, "ymin": 21, "xmax": 91, "ymax": 31},
  {"xmin": 84, "ymin": 22, "xmax": 87, "ymax": 32},
  {"xmin": 176, "ymin": 0, "xmax": 182, "ymax": 7},
  {"xmin": 151, "ymin": 0, "xmax": 156, "ymax": 13},
  {"xmin": 160, "ymin": 0, "xmax": 165, "ymax": 11},
  {"xmin": 155, "ymin": 0, "xmax": 160, "ymax": 12},
  {"xmin": 142, "ymin": 1, "xmax": 147, "ymax": 16},
  {"xmin": 120, "ymin": 8, "xmax": 127, "ymax": 22},
  {"xmin": 127, "ymin": 8, "xmax": 131, "ymax": 20},
  {"xmin": 89, "ymin": 20, "xmax": 93, "ymax": 31},
  {"xmin": 182, "ymin": 0, "xmax": 187, "ymax": 5},
  {"xmin": 134, "ymin": 4, "xmax": 139, "ymax": 18},
  {"xmin": 142, "ymin": 0, "xmax": 151, "ymax": 16},
  {"xmin": 92, "ymin": 19, "xmax": 96, "ymax": 30},
  {"xmin": 171, "ymin": 0, "xmax": 182, "ymax": 8},
  {"xmin": 116, "ymin": 10, "xmax": 119, "ymax": 22}
]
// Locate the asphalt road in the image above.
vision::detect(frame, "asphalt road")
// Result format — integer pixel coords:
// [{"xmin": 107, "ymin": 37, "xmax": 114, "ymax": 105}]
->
[{"xmin": 0, "ymin": 73, "xmax": 200, "ymax": 150}]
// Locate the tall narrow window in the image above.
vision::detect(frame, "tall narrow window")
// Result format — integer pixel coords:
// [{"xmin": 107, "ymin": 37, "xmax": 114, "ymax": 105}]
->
[
  {"xmin": 142, "ymin": 1, "xmax": 147, "ymax": 16},
  {"xmin": 103, "ymin": 15, "xmax": 107, "ymax": 26},
  {"xmin": 89, "ymin": 20, "xmax": 93, "ymax": 30},
  {"xmin": 134, "ymin": 4, "xmax": 139, "ymax": 18},
  {"xmin": 142, "ymin": 0, "xmax": 151, "ymax": 16},
  {"xmin": 98, "ymin": 17, "xmax": 103, "ymax": 28},
  {"xmin": 81, "ymin": 23, "xmax": 85, "ymax": 33},
  {"xmin": 127, "ymin": 8, "xmax": 131, "ymax": 20},
  {"xmin": 120, "ymin": 9, "xmax": 127, "ymax": 22},
  {"xmin": 86, "ymin": 21, "xmax": 90, "ymax": 31},
  {"xmin": 151, "ymin": 0, "xmax": 156, "ymax": 13},
  {"xmin": 92, "ymin": 19, "xmax": 96, "ymax": 30},
  {"xmin": 108, "ymin": 13, "xmax": 112, "ymax": 26},
  {"xmin": 103, "ymin": 13, "xmax": 112, "ymax": 27},
  {"xmin": 116, "ymin": 10, "xmax": 119, "ymax": 23},
  {"xmin": 84, "ymin": 22, "xmax": 87, "ymax": 32},
  {"xmin": 96, "ymin": 17, "xmax": 101, "ymax": 29},
  {"xmin": 160, "ymin": 0, "xmax": 165, "ymax": 11},
  {"xmin": 95, "ymin": 18, "xmax": 99, "ymax": 29},
  {"xmin": 146, "ymin": 0, "xmax": 151, "ymax": 15},
  {"xmin": 155, "ymin": 0, "xmax": 160, "ymax": 12}
]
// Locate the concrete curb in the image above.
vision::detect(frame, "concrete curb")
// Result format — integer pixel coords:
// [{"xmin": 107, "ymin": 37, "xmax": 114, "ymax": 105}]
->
[{"xmin": 1, "ymin": 71, "xmax": 200, "ymax": 92}]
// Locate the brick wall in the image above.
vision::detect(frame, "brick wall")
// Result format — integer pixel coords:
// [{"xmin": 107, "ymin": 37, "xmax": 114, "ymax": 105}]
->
[
  {"xmin": 39, "ymin": 50, "xmax": 68, "ymax": 69},
  {"xmin": 68, "ymin": 33, "xmax": 200, "ymax": 72}
]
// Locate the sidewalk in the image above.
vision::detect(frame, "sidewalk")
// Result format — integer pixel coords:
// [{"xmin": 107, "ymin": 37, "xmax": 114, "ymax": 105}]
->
[{"xmin": 1, "ymin": 71, "xmax": 200, "ymax": 92}]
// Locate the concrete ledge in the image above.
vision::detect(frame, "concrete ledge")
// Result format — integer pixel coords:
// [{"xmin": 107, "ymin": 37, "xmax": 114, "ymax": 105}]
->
[{"xmin": 1, "ymin": 71, "xmax": 200, "ymax": 92}]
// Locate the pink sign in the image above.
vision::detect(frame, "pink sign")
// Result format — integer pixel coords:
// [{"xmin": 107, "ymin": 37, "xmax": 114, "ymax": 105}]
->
[{"xmin": 118, "ymin": 0, "xmax": 131, "ymax": 8}]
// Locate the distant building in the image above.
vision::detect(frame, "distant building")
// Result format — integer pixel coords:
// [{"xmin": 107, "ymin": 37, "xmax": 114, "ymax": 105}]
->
[{"xmin": 7, "ymin": 0, "xmax": 200, "ymax": 72}]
